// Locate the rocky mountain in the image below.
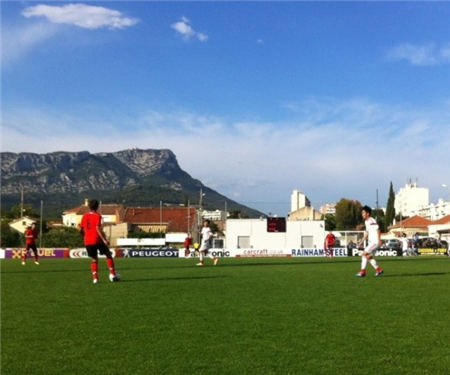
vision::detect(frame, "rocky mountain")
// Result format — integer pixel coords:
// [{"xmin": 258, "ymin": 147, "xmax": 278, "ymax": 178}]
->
[{"xmin": 1, "ymin": 149, "xmax": 263, "ymax": 218}]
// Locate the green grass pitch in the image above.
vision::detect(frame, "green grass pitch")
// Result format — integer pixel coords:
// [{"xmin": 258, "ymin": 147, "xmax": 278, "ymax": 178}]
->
[{"xmin": 2, "ymin": 256, "xmax": 450, "ymax": 375}]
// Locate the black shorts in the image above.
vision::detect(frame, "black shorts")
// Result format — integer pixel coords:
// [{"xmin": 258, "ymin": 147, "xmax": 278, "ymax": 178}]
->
[
  {"xmin": 86, "ymin": 242, "xmax": 112, "ymax": 259},
  {"xmin": 26, "ymin": 244, "xmax": 38, "ymax": 253}
]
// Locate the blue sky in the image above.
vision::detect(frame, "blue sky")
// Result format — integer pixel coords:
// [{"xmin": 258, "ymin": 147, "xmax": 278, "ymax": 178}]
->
[{"xmin": 2, "ymin": 1, "xmax": 450, "ymax": 215}]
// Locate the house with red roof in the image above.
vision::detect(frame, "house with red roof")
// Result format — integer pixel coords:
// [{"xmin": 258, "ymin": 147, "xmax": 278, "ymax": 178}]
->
[
  {"xmin": 388, "ymin": 215, "xmax": 432, "ymax": 237},
  {"xmin": 62, "ymin": 199, "xmax": 125, "ymax": 228},
  {"xmin": 123, "ymin": 206, "xmax": 198, "ymax": 236},
  {"xmin": 428, "ymin": 215, "xmax": 450, "ymax": 243}
]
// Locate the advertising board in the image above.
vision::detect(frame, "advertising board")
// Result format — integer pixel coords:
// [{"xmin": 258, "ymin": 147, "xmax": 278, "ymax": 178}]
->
[{"xmin": 127, "ymin": 248, "xmax": 179, "ymax": 258}]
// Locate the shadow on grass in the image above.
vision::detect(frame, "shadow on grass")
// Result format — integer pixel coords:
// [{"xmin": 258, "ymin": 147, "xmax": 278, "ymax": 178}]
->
[
  {"xmin": 120, "ymin": 275, "xmax": 227, "ymax": 283},
  {"xmin": 1, "ymin": 268, "xmax": 87, "ymax": 274},
  {"xmin": 2, "ymin": 256, "xmax": 448, "ymax": 274},
  {"xmin": 213, "ymin": 256, "xmax": 444, "ymax": 268},
  {"xmin": 382, "ymin": 272, "xmax": 450, "ymax": 278}
]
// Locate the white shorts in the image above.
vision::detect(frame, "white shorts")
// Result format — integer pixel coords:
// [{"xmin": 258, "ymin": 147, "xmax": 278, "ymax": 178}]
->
[
  {"xmin": 199, "ymin": 242, "xmax": 210, "ymax": 252},
  {"xmin": 364, "ymin": 243, "xmax": 378, "ymax": 255}
]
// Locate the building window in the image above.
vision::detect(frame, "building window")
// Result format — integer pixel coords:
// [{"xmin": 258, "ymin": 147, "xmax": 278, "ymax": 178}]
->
[
  {"xmin": 301, "ymin": 236, "xmax": 313, "ymax": 248},
  {"xmin": 237, "ymin": 236, "xmax": 250, "ymax": 249}
]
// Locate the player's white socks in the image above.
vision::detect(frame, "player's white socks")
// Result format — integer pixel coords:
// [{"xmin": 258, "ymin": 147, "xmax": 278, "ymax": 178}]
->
[
  {"xmin": 199, "ymin": 252, "xmax": 204, "ymax": 263},
  {"xmin": 361, "ymin": 256, "xmax": 368, "ymax": 270},
  {"xmin": 369, "ymin": 258, "xmax": 379, "ymax": 269}
]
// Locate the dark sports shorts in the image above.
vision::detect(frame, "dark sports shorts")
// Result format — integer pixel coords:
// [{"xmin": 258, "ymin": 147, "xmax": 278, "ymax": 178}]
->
[
  {"xmin": 26, "ymin": 244, "xmax": 38, "ymax": 252},
  {"xmin": 86, "ymin": 242, "xmax": 112, "ymax": 259}
]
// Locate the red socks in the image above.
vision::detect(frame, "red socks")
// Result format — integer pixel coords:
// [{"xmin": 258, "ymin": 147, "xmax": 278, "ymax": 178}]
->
[
  {"xmin": 91, "ymin": 258, "xmax": 116, "ymax": 280},
  {"xmin": 91, "ymin": 260, "xmax": 98, "ymax": 280},
  {"xmin": 106, "ymin": 258, "xmax": 116, "ymax": 276}
]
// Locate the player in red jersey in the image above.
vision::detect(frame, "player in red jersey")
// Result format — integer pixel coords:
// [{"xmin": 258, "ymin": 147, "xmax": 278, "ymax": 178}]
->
[
  {"xmin": 22, "ymin": 223, "xmax": 39, "ymax": 265},
  {"xmin": 183, "ymin": 233, "xmax": 192, "ymax": 257},
  {"xmin": 79, "ymin": 199, "xmax": 119, "ymax": 284},
  {"xmin": 324, "ymin": 231, "xmax": 335, "ymax": 258}
]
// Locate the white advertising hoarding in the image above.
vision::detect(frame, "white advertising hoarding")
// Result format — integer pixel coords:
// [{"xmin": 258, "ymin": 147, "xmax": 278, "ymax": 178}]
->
[{"xmin": 116, "ymin": 238, "xmax": 166, "ymax": 246}]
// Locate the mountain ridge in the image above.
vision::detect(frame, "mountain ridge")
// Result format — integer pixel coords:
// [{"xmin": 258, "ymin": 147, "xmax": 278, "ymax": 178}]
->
[{"xmin": 1, "ymin": 148, "xmax": 263, "ymax": 218}]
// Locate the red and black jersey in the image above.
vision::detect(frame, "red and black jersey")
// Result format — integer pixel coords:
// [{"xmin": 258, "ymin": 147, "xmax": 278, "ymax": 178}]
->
[
  {"xmin": 80, "ymin": 211, "xmax": 102, "ymax": 246},
  {"xmin": 325, "ymin": 233, "xmax": 336, "ymax": 248},
  {"xmin": 184, "ymin": 237, "xmax": 192, "ymax": 248},
  {"xmin": 25, "ymin": 228, "xmax": 38, "ymax": 245}
]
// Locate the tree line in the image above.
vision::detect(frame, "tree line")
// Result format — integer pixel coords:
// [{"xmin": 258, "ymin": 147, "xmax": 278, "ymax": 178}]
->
[
  {"xmin": 323, "ymin": 182, "xmax": 397, "ymax": 232},
  {"xmin": 1, "ymin": 204, "xmax": 84, "ymax": 248},
  {"xmin": 2, "ymin": 182, "xmax": 398, "ymax": 247}
]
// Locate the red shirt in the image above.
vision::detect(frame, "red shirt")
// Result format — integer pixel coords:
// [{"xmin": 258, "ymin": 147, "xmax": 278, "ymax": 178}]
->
[
  {"xmin": 325, "ymin": 233, "xmax": 335, "ymax": 248},
  {"xmin": 25, "ymin": 228, "xmax": 38, "ymax": 245},
  {"xmin": 80, "ymin": 211, "xmax": 102, "ymax": 246},
  {"xmin": 184, "ymin": 237, "xmax": 192, "ymax": 248}
]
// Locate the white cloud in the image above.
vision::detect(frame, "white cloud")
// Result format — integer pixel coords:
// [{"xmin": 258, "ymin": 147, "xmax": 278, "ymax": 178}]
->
[
  {"xmin": 387, "ymin": 43, "xmax": 450, "ymax": 66},
  {"xmin": 2, "ymin": 99, "xmax": 450, "ymax": 214},
  {"xmin": 22, "ymin": 3, "xmax": 139, "ymax": 30},
  {"xmin": 171, "ymin": 17, "xmax": 208, "ymax": 42},
  {"xmin": 2, "ymin": 4, "xmax": 139, "ymax": 65},
  {"xmin": 1, "ymin": 22, "xmax": 59, "ymax": 64}
]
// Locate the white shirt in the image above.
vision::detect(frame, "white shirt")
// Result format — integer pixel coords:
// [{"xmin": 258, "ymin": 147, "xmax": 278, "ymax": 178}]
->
[
  {"xmin": 365, "ymin": 217, "xmax": 379, "ymax": 245},
  {"xmin": 401, "ymin": 237, "xmax": 408, "ymax": 250},
  {"xmin": 201, "ymin": 227, "xmax": 213, "ymax": 245}
]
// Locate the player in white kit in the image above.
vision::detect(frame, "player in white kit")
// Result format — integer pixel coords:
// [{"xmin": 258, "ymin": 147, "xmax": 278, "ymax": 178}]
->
[
  {"xmin": 196, "ymin": 219, "xmax": 219, "ymax": 266},
  {"xmin": 356, "ymin": 205, "xmax": 384, "ymax": 277}
]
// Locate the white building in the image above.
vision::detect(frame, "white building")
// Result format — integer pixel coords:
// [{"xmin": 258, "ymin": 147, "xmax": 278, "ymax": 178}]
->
[
  {"xmin": 415, "ymin": 199, "xmax": 450, "ymax": 220},
  {"xmin": 428, "ymin": 216, "xmax": 450, "ymax": 243},
  {"xmin": 320, "ymin": 203, "xmax": 336, "ymax": 215},
  {"xmin": 201, "ymin": 209, "xmax": 227, "ymax": 221},
  {"xmin": 225, "ymin": 218, "xmax": 325, "ymax": 250},
  {"xmin": 395, "ymin": 182, "xmax": 429, "ymax": 218},
  {"xmin": 8, "ymin": 216, "xmax": 36, "ymax": 234},
  {"xmin": 291, "ymin": 189, "xmax": 311, "ymax": 212}
]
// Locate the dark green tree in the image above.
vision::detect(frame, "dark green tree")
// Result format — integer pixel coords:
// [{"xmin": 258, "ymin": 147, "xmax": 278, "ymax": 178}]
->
[
  {"xmin": 6, "ymin": 204, "xmax": 39, "ymax": 219},
  {"xmin": 41, "ymin": 227, "xmax": 84, "ymax": 248},
  {"xmin": 335, "ymin": 199, "xmax": 363, "ymax": 230},
  {"xmin": 229, "ymin": 210, "xmax": 241, "ymax": 219},
  {"xmin": 385, "ymin": 182, "xmax": 396, "ymax": 228},
  {"xmin": 323, "ymin": 214, "xmax": 336, "ymax": 231},
  {"xmin": 0, "ymin": 219, "xmax": 22, "ymax": 247},
  {"xmin": 372, "ymin": 208, "xmax": 386, "ymax": 233}
]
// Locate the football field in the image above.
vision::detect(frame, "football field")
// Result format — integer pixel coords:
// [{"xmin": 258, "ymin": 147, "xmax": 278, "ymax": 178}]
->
[{"xmin": 2, "ymin": 256, "xmax": 449, "ymax": 375}]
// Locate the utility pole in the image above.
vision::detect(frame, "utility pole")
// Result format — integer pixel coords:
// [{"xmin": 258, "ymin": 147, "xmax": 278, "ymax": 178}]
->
[
  {"xmin": 187, "ymin": 199, "xmax": 190, "ymax": 234},
  {"xmin": 376, "ymin": 189, "xmax": 379, "ymax": 210},
  {"xmin": 20, "ymin": 186, "xmax": 24, "ymax": 218},
  {"xmin": 199, "ymin": 188, "xmax": 203, "ymax": 211},
  {"xmin": 160, "ymin": 200, "xmax": 163, "ymax": 235},
  {"xmin": 198, "ymin": 189, "xmax": 204, "ymax": 242},
  {"xmin": 39, "ymin": 200, "xmax": 43, "ymax": 248}
]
